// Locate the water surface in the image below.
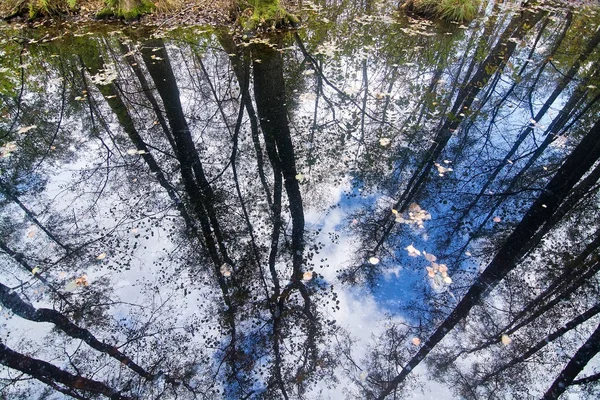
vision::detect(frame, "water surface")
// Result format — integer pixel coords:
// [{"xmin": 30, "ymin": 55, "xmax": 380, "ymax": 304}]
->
[{"xmin": 1, "ymin": 2, "xmax": 600, "ymax": 399}]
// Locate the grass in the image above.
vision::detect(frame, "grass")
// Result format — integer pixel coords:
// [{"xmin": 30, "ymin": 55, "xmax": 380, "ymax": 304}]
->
[
  {"xmin": 402, "ymin": 0, "xmax": 481, "ymax": 22},
  {"xmin": 0, "ymin": 0, "xmax": 229, "ymax": 19}
]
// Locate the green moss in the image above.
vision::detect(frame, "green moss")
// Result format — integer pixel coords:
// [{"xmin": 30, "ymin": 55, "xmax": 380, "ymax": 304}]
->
[
  {"xmin": 238, "ymin": 0, "xmax": 299, "ymax": 31},
  {"xmin": 97, "ymin": 0, "xmax": 155, "ymax": 20}
]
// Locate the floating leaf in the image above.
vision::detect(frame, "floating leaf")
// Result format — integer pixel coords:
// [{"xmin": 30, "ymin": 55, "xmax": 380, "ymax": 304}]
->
[
  {"xmin": 369, "ymin": 257, "xmax": 380, "ymax": 265},
  {"xmin": 90, "ymin": 64, "xmax": 118, "ymax": 85},
  {"xmin": 405, "ymin": 244, "xmax": 421, "ymax": 257},
  {"xmin": 396, "ymin": 203, "xmax": 431, "ymax": 228},
  {"xmin": 0, "ymin": 142, "xmax": 17, "ymax": 158},
  {"xmin": 379, "ymin": 137, "xmax": 391, "ymax": 146},
  {"xmin": 75, "ymin": 275, "xmax": 89, "ymax": 287},
  {"xmin": 434, "ymin": 162, "xmax": 453, "ymax": 177},
  {"xmin": 423, "ymin": 251, "xmax": 437, "ymax": 262},
  {"xmin": 220, "ymin": 264, "xmax": 232, "ymax": 277},
  {"xmin": 17, "ymin": 125, "xmax": 37, "ymax": 134}
]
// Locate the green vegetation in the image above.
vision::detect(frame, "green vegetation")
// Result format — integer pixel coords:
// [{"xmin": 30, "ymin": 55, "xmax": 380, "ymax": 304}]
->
[
  {"xmin": 97, "ymin": 0, "xmax": 155, "ymax": 20},
  {"xmin": 0, "ymin": 0, "xmax": 78, "ymax": 18},
  {"xmin": 402, "ymin": 0, "xmax": 480, "ymax": 22},
  {"xmin": 237, "ymin": 0, "xmax": 299, "ymax": 30},
  {"xmin": 0, "ymin": 0, "xmax": 181, "ymax": 20},
  {"xmin": 0, "ymin": 0, "xmax": 298, "ymax": 28}
]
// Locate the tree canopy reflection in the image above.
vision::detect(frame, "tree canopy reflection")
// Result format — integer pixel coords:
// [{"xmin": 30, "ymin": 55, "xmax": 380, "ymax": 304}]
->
[{"xmin": 1, "ymin": 2, "xmax": 600, "ymax": 398}]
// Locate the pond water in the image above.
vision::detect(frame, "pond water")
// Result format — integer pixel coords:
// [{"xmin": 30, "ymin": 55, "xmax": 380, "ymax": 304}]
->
[{"xmin": 1, "ymin": 1, "xmax": 600, "ymax": 399}]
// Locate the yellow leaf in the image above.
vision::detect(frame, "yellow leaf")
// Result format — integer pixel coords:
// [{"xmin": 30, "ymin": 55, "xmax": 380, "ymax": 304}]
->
[
  {"xmin": 302, "ymin": 271, "xmax": 313, "ymax": 281},
  {"xmin": 96, "ymin": 253, "xmax": 107, "ymax": 260}
]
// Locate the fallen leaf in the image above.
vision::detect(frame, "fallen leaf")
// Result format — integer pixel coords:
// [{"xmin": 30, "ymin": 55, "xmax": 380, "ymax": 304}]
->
[
  {"xmin": 501, "ymin": 335, "xmax": 512, "ymax": 345},
  {"xmin": 75, "ymin": 275, "xmax": 89, "ymax": 287},
  {"xmin": 411, "ymin": 337, "xmax": 421, "ymax": 346},
  {"xmin": 379, "ymin": 137, "xmax": 391, "ymax": 146},
  {"xmin": 17, "ymin": 125, "xmax": 37, "ymax": 134},
  {"xmin": 423, "ymin": 251, "xmax": 437, "ymax": 262},
  {"xmin": 220, "ymin": 263, "xmax": 232, "ymax": 277},
  {"xmin": 96, "ymin": 253, "xmax": 107, "ymax": 260},
  {"xmin": 405, "ymin": 244, "xmax": 421, "ymax": 257},
  {"xmin": 302, "ymin": 271, "xmax": 313, "ymax": 281}
]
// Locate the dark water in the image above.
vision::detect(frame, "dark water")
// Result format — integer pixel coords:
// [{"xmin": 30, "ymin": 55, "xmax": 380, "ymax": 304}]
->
[{"xmin": 1, "ymin": 1, "xmax": 600, "ymax": 399}]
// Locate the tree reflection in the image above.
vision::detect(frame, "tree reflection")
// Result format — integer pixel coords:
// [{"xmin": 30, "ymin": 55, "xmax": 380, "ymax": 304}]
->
[{"xmin": 1, "ymin": 3, "xmax": 600, "ymax": 398}]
